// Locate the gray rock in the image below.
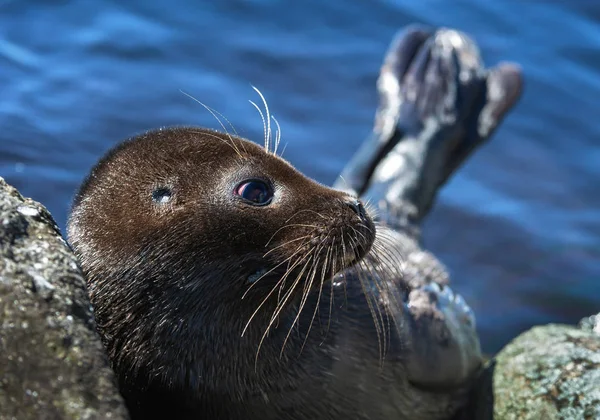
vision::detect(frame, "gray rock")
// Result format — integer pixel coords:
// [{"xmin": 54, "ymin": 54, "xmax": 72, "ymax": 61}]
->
[
  {"xmin": 0, "ymin": 177, "xmax": 129, "ymax": 420},
  {"xmin": 466, "ymin": 319, "xmax": 600, "ymax": 419}
]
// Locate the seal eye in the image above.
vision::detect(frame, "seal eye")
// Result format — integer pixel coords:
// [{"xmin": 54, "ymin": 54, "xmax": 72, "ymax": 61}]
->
[
  {"xmin": 152, "ymin": 187, "xmax": 172, "ymax": 204},
  {"xmin": 234, "ymin": 179, "xmax": 273, "ymax": 206}
]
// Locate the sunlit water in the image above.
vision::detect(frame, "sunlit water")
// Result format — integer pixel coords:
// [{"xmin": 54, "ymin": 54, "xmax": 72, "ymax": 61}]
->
[{"xmin": 1, "ymin": 0, "xmax": 599, "ymax": 353}]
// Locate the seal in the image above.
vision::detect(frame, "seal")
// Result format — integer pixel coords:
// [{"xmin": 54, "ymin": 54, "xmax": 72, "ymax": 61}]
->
[
  {"xmin": 69, "ymin": 125, "xmax": 392, "ymax": 418},
  {"xmin": 67, "ymin": 26, "xmax": 522, "ymax": 420}
]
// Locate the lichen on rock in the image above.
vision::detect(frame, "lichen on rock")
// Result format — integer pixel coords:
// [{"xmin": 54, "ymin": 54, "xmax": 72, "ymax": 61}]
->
[{"xmin": 465, "ymin": 318, "xmax": 600, "ymax": 420}]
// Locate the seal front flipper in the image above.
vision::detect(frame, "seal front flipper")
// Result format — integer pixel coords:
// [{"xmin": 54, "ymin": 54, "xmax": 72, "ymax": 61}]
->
[{"xmin": 399, "ymin": 282, "xmax": 481, "ymax": 389}]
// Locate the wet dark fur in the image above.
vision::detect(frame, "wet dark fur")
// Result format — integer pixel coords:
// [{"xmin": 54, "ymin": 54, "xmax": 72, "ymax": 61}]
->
[{"xmin": 68, "ymin": 127, "xmax": 434, "ymax": 419}]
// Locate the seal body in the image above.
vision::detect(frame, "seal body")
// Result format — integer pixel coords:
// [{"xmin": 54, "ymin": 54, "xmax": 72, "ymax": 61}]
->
[
  {"xmin": 66, "ymin": 20, "xmax": 526, "ymax": 418},
  {"xmin": 68, "ymin": 127, "xmax": 479, "ymax": 420}
]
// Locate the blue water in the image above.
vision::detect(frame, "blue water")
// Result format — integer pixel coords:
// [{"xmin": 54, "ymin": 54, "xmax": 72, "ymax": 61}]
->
[{"xmin": 1, "ymin": 1, "xmax": 598, "ymax": 353}]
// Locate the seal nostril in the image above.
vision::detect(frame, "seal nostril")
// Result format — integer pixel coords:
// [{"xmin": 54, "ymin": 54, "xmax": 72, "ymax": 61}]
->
[
  {"xmin": 345, "ymin": 198, "xmax": 366, "ymax": 219},
  {"xmin": 357, "ymin": 201, "xmax": 366, "ymax": 215}
]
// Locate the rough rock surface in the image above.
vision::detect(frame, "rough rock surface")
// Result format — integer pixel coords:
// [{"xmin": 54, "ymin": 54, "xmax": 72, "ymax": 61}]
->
[
  {"xmin": 0, "ymin": 177, "xmax": 128, "ymax": 419},
  {"xmin": 466, "ymin": 316, "xmax": 600, "ymax": 419}
]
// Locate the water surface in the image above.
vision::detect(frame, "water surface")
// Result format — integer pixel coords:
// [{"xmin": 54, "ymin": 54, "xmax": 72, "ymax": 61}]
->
[{"xmin": 1, "ymin": 0, "xmax": 599, "ymax": 353}]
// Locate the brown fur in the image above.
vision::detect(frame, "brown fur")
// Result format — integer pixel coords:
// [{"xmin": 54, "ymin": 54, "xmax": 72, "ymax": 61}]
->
[{"xmin": 68, "ymin": 126, "xmax": 482, "ymax": 419}]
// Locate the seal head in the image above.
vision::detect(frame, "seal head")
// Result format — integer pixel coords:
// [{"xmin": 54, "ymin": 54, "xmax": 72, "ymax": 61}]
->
[{"xmin": 67, "ymin": 127, "xmax": 377, "ymax": 417}]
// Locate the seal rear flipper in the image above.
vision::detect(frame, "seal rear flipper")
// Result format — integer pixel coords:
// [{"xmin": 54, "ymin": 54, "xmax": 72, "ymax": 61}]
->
[
  {"xmin": 334, "ymin": 25, "xmax": 432, "ymax": 196},
  {"xmin": 352, "ymin": 29, "xmax": 522, "ymax": 231},
  {"xmin": 441, "ymin": 62, "xmax": 523, "ymax": 185}
]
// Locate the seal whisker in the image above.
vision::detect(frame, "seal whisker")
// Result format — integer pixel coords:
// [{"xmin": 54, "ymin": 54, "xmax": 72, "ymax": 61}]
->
[
  {"xmin": 256, "ymin": 253, "xmax": 315, "ymax": 362},
  {"xmin": 264, "ymin": 223, "xmax": 320, "ymax": 247},
  {"xmin": 353, "ymin": 257, "xmax": 389, "ymax": 362},
  {"xmin": 192, "ymin": 130, "xmax": 248, "ymax": 159},
  {"xmin": 366, "ymin": 241, "xmax": 403, "ymax": 297},
  {"xmin": 190, "ymin": 101, "xmax": 241, "ymax": 138},
  {"xmin": 283, "ymin": 209, "xmax": 328, "ymax": 223},
  {"xmin": 348, "ymin": 232, "xmax": 394, "ymax": 361},
  {"xmin": 262, "ymin": 235, "xmax": 312, "ymax": 258},
  {"xmin": 315, "ymin": 240, "xmax": 336, "ymax": 346},
  {"xmin": 361, "ymin": 243, "xmax": 408, "ymax": 355},
  {"xmin": 205, "ymin": 108, "xmax": 247, "ymax": 154},
  {"xmin": 271, "ymin": 115, "xmax": 282, "ymax": 156},
  {"xmin": 215, "ymin": 109, "xmax": 240, "ymax": 137},
  {"xmin": 357, "ymin": 270, "xmax": 386, "ymax": 361},
  {"xmin": 326, "ymin": 240, "xmax": 339, "ymax": 334},
  {"xmin": 370, "ymin": 241, "xmax": 404, "ymax": 281},
  {"xmin": 277, "ymin": 248, "xmax": 311, "ymax": 303},
  {"xmin": 339, "ymin": 228, "xmax": 350, "ymax": 306},
  {"xmin": 251, "ymin": 85, "xmax": 272, "ymax": 154},
  {"xmin": 242, "ymin": 244, "xmax": 307, "ymax": 324},
  {"xmin": 366, "ymin": 259, "xmax": 396, "ymax": 348},
  {"xmin": 273, "ymin": 239, "xmax": 316, "ymax": 303},
  {"xmin": 281, "ymin": 249, "xmax": 323, "ymax": 356},
  {"xmin": 242, "ymin": 254, "xmax": 307, "ymax": 322},
  {"xmin": 363, "ymin": 198, "xmax": 378, "ymax": 216},
  {"xmin": 241, "ymin": 245, "xmax": 308, "ymax": 299},
  {"xmin": 179, "ymin": 90, "xmax": 245, "ymax": 157},
  {"xmin": 337, "ymin": 174, "xmax": 349, "ymax": 191},
  {"xmin": 296, "ymin": 251, "xmax": 328, "ymax": 355},
  {"xmin": 249, "ymin": 99, "xmax": 268, "ymax": 152},
  {"xmin": 370, "ymin": 238, "xmax": 401, "ymax": 269},
  {"xmin": 370, "ymin": 230, "xmax": 406, "ymax": 281},
  {"xmin": 279, "ymin": 141, "xmax": 289, "ymax": 158},
  {"xmin": 318, "ymin": 241, "xmax": 334, "ymax": 333},
  {"xmin": 275, "ymin": 244, "xmax": 321, "ymax": 325},
  {"xmin": 274, "ymin": 239, "xmax": 323, "ymax": 319},
  {"xmin": 350, "ymin": 225, "xmax": 370, "ymax": 246}
]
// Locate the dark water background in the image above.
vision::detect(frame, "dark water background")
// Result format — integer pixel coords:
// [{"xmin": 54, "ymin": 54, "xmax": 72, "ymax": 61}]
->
[{"xmin": 1, "ymin": 0, "xmax": 599, "ymax": 353}]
